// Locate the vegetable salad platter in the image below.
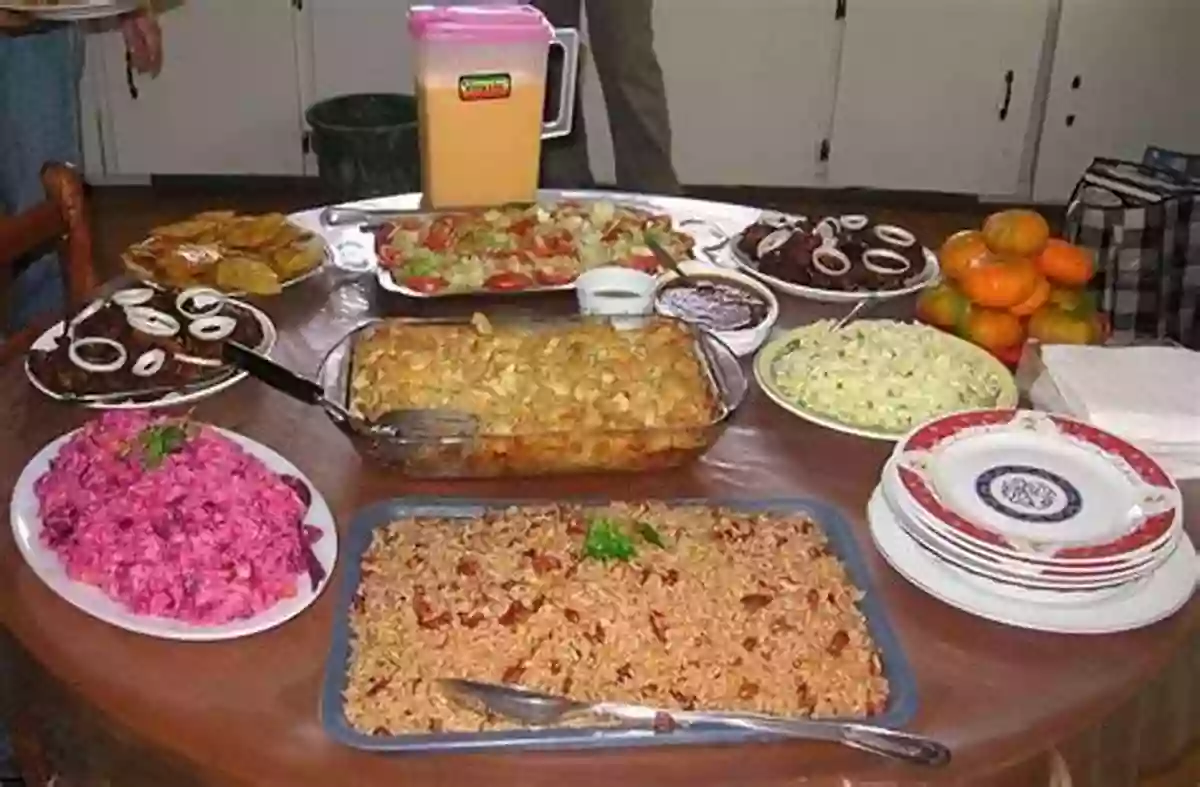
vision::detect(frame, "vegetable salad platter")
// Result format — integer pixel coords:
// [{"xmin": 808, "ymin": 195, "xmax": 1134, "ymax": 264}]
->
[{"xmin": 373, "ymin": 200, "xmax": 698, "ymax": 297}]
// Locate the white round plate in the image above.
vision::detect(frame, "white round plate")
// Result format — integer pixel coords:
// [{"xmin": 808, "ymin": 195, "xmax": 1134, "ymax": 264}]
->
[
  {"xmin": 880, "ymin": 480, "xmax": 1161, "ymax": 594},
  {"xmin": 868, "ymin": 489, "xmax": 1197, "ymax": 634},
  {"xmin": 730, "ymin": 235, "xmax": 940, "ymax": 304},
  {"xmin": 881, "ymin": 460, "xmax": 1175, "ymax": 580},
  {"xmin": 1, "ymin": 1, "xmax": 138, "ymax": 21},
  {"xmin": 892, "ymin": 410, "xmax": 1182, "ymax": 563},
  {"xmin": 9, "ymin": 426, "xmax": 338, "ymax": 641},
  {"xmin": 24, "ymin": 298, "xmax": 277, "ymax": 410},
  {"xmin": 752, "ymin": 323, "xmax": 1019, "ymax": 442}
]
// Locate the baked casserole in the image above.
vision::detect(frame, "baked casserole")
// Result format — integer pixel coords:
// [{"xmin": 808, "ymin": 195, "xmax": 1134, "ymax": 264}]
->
[{"xmin": 345, "ymin": 315, "xmax": 730, "ymax": 475}]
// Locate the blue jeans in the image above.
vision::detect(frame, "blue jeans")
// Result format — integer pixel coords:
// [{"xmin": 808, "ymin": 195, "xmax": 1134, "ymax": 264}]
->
[{"xmin": 0, "ymin": 24, "xmax": 84, "ymax": 333}]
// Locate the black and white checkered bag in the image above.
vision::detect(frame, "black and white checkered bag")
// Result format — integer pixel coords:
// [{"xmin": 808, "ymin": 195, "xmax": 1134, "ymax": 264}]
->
[{"xmin": 1064, "ymin": 158, "xmax": 1200, "ymax": 349}]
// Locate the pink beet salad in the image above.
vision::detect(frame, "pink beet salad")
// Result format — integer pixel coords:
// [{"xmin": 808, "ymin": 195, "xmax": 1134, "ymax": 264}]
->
[{"xmin": 33, "ymin": 411, "xmax": 326, "ymax": 625}]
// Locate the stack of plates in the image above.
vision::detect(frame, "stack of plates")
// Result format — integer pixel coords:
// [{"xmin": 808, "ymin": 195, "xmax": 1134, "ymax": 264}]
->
[{"xmin": 868, "ymin": 409, "xmax": 1198, "ymax": 634}]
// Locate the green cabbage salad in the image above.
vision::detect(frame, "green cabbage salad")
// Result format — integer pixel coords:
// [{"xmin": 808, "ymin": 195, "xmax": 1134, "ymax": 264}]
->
[{"xmin": 769, "ymin": 320, "xmax": 1007, "ymax": 434}]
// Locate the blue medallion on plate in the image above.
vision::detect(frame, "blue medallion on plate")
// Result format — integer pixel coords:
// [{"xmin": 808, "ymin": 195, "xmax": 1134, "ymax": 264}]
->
[{"xmin": 974, "ymin": 464, "xmax": 1083, "ymax": 525}]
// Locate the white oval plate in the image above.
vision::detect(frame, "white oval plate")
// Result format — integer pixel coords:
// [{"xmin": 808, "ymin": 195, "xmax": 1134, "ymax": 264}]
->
[
  {"xmin": 868, "ymin": 488, "xmax": 1196, "ymax": 634},
  {"xmin": 24, "ymin": 297, "xmax": 277, "ymax": 410},
  {"xmin": 730, "ymin": 234, "xmax": 940, "ymax": 304},
  {"xmin": 9, "ymin": 426, "xmax": 338, "ymax": 641},
  {"xmin": 752, "ymin": 323, "xmax": 1019, "ymax": 442},
  {"xmin": 0, "ymin": 1, "xmax": 139, "ymax": 21}
]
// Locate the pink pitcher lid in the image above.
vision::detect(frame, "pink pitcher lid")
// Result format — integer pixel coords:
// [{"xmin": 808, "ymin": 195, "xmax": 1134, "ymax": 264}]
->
[{"xmin": 408, "ymin": 5, "xmax": 553, "ymax": 44}]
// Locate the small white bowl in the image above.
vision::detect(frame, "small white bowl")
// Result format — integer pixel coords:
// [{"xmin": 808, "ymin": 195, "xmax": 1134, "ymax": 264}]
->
[
  {"xmin": 575, "ymin": 266, "xmax": 657, "ymax": 329},
  {"xmin": 654, "ymin": 261, "xmax": 779, "ymax": 356}
]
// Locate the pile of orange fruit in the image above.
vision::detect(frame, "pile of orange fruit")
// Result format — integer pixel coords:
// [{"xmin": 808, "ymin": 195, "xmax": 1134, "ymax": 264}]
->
[{"xmin": 917, "ymin": 208, "xmax": 1104, "ymax": 365}]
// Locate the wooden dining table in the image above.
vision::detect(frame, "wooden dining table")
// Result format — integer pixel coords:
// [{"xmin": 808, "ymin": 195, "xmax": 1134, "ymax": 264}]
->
[{"xmin": 1, "ymin": 194, "xmax": 1197, "ymax": 787}]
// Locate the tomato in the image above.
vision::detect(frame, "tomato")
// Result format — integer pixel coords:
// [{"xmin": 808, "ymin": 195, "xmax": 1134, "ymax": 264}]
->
[
  {"xmin": 484, "ymin": 272, "xmax": 536, "ymax": 291},
  {"xmin": 377, "ymin": 244, "xmax": 404, "ymax": 268},
  {"xmin": 402, "ymin": 275, "xmax": 449, "ymax": 294},
  {"xmin": 627, "ymin": 254, "xmax": 661, "ymax": 274},
  {"xmin": 509, "ymin": 218, "xmax": 536, "ymax": 236},
  {"xmin": 535, "ymin": 268, "xmax": 577, "ymax": 286},
  {"xmin": 529, "ymin": 232, "xmax": 573, "ymax": 258},
  {"xmin": 423, "ymin": 226, "xmax": 452, "ymax": 252}
]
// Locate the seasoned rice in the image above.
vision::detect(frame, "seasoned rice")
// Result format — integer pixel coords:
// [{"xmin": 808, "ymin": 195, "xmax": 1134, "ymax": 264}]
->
[{"xmin": 343, "ymin": 503, "xmax": 889, "ymax": 734}]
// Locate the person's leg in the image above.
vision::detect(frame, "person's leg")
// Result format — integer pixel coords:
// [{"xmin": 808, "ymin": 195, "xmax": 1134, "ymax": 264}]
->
[
  {"xmin": 583, "ymin": 0, "xmax": 680, "ymax": 195},
  {"xmin": 530, "ymin": 0, "xmax": 595, "ymax": 190},
  {"xmin": 0, "ymin": 25, "xmax": 83, "ymax": 334}
]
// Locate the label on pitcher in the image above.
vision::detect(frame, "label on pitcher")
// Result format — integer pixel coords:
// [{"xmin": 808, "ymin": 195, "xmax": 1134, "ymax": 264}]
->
[{"xmin": 458, "ymin": 73, "xmax": 512, "ymax": 102}]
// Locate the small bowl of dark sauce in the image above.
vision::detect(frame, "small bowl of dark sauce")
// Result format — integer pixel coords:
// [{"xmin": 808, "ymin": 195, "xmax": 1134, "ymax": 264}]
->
[{"xmin": 654, "ymin": 263, "xmax": 778, "ymax": 356}]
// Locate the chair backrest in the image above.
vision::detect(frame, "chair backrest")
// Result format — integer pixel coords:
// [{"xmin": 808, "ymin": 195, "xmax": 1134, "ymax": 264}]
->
[{"xmin": 0, "ymin": 162, "xmax": 98, "ymax": 358}]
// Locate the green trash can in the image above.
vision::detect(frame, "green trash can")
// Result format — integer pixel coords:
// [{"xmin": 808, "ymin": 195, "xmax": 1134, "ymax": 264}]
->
[{"xmin": 305, "ymin": 93, "xmax": 421, "ymax": 203}]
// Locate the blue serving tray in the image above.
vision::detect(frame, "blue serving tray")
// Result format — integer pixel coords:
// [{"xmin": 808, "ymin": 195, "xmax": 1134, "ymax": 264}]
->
[{"xmin": 320, "ymin": 497, "xmax": 919, "ymax": 753}]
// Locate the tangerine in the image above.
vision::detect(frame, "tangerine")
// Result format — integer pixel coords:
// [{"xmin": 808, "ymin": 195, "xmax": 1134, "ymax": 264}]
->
[
  {"xmin": 937, "ymin": 230, "xmax": 992, "ymax": 281},
  {"xmin": 964, "ymin": 307, "xmax": 1026, "ymax": 353},
  {"xmin": 1009, "ymin": 274, "xmax": 1051, "ymax": 317},
  {"xmin": 982, "ymin": 209, "xmax": 1051, "ymax": 256},
  {"xmin": 1028, "ymin": 305, "xmax": 1098, "ymax": 345},
  {"xmin": 1035, "ymin": 239, "xmax": 1095, "ymax": 287},
  {"xmin": 916, "ymin": 282, "xmax": 970, "ymax": 330},
  {"xmin": 959, "ymin": 255, "xmax": 1040, "ymax": 309}
]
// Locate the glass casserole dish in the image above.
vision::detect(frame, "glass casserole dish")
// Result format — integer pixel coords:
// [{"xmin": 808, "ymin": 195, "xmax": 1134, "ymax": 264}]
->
[{"xmin": 315, "ymin": 314, "xmax": 747, "ymax": 477}]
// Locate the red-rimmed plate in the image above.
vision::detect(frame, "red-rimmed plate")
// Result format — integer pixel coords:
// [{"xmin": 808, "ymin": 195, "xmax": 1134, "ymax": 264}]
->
[
  {"xmin": 892, "ymin": 410, "xmax": 1181, "ymax": 562},
  {"xmin": 879, "ymin": 466, "xmax": 1177, "ymax": 582}
]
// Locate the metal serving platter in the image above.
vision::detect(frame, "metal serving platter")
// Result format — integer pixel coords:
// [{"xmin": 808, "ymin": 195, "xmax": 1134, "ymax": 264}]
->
[
  {"xmin": 319, "ymin": 497, "xmax": 920, "ymax": 752},
  {"xmin": 368, "ymin": 196, "xmax": 721, "ymax": 299}
]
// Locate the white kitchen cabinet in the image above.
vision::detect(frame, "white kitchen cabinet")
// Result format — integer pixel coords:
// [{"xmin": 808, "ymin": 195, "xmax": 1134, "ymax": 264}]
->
[
  {"xmin": 585, "ymin": 0, "xmax": 843, "ymax": 187},
  {"xmin": 827, "ymin": 0, "xmax": 1051, "ymax": 196},
  {"xmin": 93, "ymin": 1, "xmax": 307, "ymax": 176},
  {"xmin": 1032, "ymin": 0, "xmax": 1200, "ymax": 204}
]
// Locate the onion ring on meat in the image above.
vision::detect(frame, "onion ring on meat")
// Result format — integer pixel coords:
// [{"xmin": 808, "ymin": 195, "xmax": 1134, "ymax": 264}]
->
[
  {"xmin": 812, "ymin": 246, "xmax": 852, "ymax": 277},
  {"xmin": 68, "ymin": 337, "xmax": 127, "ymax": 374},
  {"xmin": 862, "ymin": 248, "xmax": 913, "ymax": 276},
  {"xmin": 874, "ymin": 224, "xmax": 916, "ymax": 248},
  {"xmin": 756, "ymin": 227, "xmax": 793, "ymax": 257}
]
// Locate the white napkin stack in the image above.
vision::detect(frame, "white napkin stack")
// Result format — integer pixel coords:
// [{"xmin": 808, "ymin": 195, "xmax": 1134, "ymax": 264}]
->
[{"xmin": 1032, "ymin": 345, "xmax": 1200, "ymax": 479}]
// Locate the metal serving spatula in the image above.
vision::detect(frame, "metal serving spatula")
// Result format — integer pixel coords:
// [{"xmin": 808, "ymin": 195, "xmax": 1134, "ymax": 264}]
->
[
  {"xmin": 439, "ymin": 678, "xmax": 951, "ymax": 766},
  {"xmin": 221, "ymin": 342, "xmax": 478, "ymax": 439}
]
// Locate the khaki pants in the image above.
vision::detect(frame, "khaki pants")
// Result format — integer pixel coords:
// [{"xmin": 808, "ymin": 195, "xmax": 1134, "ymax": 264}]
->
[{"xmin": 533, "ymin": 0, "xmax": 680, "ymax": 195}]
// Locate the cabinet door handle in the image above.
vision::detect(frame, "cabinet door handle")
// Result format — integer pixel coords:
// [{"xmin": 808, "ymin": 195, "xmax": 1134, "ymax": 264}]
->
[
  {"xmin": 125, "ymin": 47, "xmax": 139, "ymax": 100},
  {"xmin": 998, "ymin": 69, "xmax": 1014, "ymax": 121}
]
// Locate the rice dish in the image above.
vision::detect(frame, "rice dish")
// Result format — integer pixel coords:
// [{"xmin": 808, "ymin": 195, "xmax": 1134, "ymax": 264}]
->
[{"xmin": 343, "ymin": 502, "xmax": 888, "ymax": 734}]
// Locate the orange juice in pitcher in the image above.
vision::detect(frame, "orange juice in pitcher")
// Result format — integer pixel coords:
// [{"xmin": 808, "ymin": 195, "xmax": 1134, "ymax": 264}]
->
[{"xmin": 408, "ymin": 5, "xmax": 580, "ymax": 209}]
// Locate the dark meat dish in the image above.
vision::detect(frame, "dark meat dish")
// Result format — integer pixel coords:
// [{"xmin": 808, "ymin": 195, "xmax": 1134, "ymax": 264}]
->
[
  {"xmin": 736, "ymin": 215, "xmax": 929, "ymax": 292},
  {"xmin": 27, "ymin": 286, "xmax": 266, "ymax": 398}
]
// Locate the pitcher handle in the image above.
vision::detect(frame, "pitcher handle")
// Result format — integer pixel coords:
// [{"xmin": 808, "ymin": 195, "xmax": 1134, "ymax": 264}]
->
[{"xmin": 543, "ymin": 28, "xmax": 580, "ymax": 139}]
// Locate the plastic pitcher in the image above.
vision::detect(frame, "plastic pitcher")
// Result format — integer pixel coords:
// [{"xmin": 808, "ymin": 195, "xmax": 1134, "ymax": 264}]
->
[{"xmin": 408, "ymin": 5, "xmax": 580, "ymax": 208}]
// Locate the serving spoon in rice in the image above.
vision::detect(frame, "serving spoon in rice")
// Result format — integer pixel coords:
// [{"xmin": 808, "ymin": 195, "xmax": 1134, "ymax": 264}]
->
[{"xmin": 439, "ymin": 678, "xmax": 950, "ymax": 766}]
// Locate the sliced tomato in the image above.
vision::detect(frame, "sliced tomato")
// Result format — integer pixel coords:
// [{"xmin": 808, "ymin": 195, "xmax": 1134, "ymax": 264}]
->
[
  {"xmin": 535, "ymin": 268, "xmax": 577, "ymax": 286},
  {"xmin": 627, "ymin": 253, "xmax": 661, "ymax": 274},
  {"xmin": 377, "ymin": 245, "xmax": 404, "ymax": 267},
  {"xmin": 509, "ymin": 217, "xmax": 536, "ymax": 236},
  {"xmin": 484, "ymin": 272, "xmax": 535, "ymax": 291},
  {"xmin": 402, "ymin": 275, "xmax": 449, "ymax": 294},
  {"xmin": 530, "ymin": 233, "xmax": 573, "ymax": 258}
]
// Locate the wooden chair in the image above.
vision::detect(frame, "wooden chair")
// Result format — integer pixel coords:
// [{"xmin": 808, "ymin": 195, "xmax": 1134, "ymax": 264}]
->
[{"xmin": 0, "ymin": 162, "xmax": 99, "ymax": 364}]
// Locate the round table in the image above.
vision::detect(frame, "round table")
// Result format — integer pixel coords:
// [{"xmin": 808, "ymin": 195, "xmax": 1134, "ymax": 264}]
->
[{"xmin": 1, "ymin": 194, "xmax": 1197, "ymax": 787}]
